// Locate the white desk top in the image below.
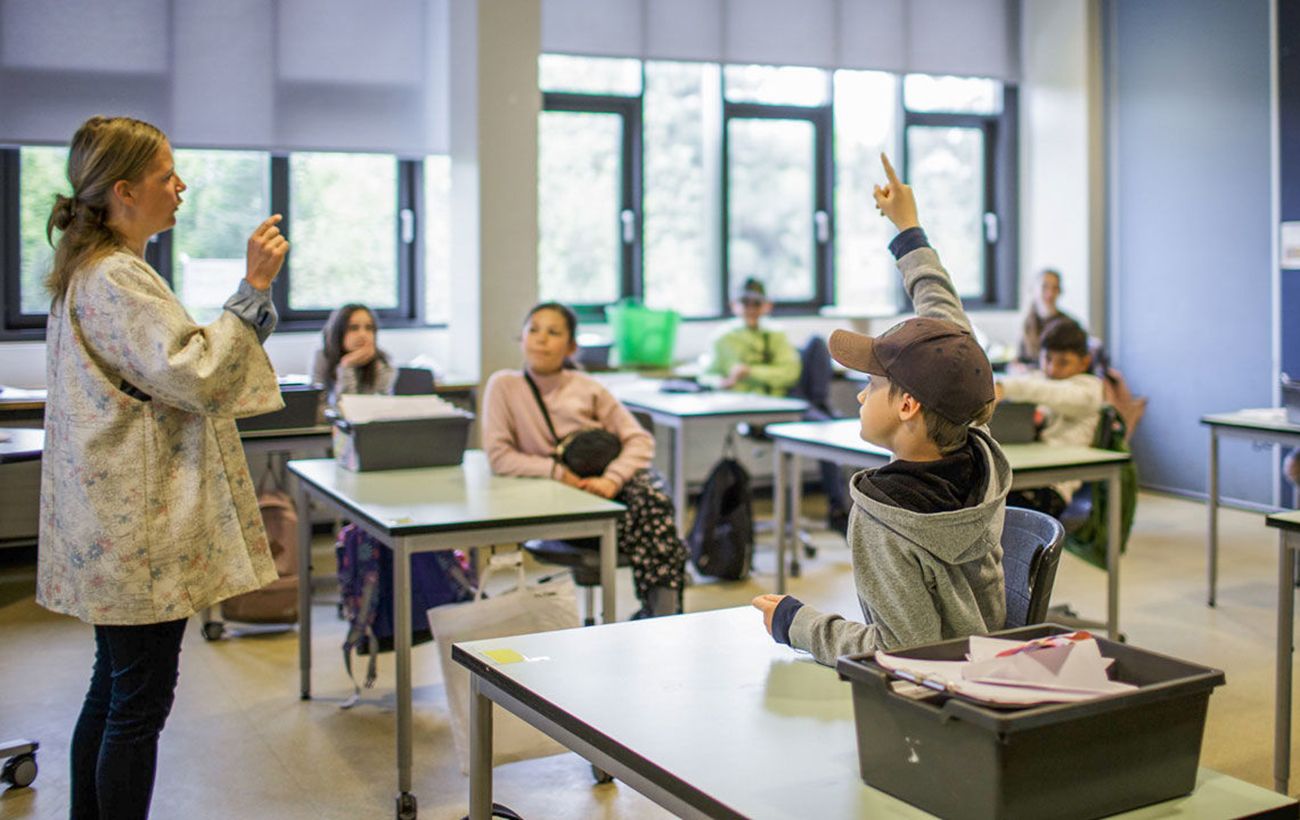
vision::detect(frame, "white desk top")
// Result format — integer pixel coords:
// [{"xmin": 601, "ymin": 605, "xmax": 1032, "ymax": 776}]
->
[
  {"xmin": 1267, "ymin": 509, "xmax": 1300, "ymax": 532},
  {"xmin": 0, "ymin": 427, "xmax": 43, "ymax": 464},
  {"xmin": 765, "ymin": 419, "xmax": 1130, "ymax": 470},
  {"xmin": 1201, "ymin": 407, "xmax": 1300, "ymax": 434},
  {"xmin": 609, "ymin": 378, "xmax": 809, "ymax": 418},
  {"xmin": 287, "ymin": 451, "xmax": 624, "ymax": 536},
  {"xmin": 455, "ymin": 607, "xmax": 1292, "ymax": 819}
]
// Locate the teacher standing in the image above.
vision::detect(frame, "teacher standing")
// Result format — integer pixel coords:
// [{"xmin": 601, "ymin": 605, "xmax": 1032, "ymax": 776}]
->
[{"xmin": 37, "ymin": 116, "xmax": 289, "ymax": 820}]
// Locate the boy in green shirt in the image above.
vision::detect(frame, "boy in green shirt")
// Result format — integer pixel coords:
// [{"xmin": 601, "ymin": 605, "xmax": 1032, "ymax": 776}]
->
[{"xmin": 702, "ymin": 278, "xmax": 801, "ymax": 395}]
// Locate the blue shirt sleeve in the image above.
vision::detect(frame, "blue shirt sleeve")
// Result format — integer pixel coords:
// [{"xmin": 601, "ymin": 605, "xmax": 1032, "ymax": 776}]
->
[
  {"xmin": 771, "ymin": 595, "xmax": 805, "ymax": 646},
  {"xmin": 888, "ymin": 226, "xmax": 931, "ymax": 260},
  {"xmin": 223, "ymin": 279, "xmax": 278, "ymax": 344}
]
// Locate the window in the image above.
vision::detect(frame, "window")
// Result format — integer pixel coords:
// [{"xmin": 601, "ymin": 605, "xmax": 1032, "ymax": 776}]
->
[
  {"xmin": 171, "ymin": 149, "xmax": 270, "ymax": 324},
  {"xmin": 723, "ymin": 66, "xmax": 832, "ymax": 311},
  {"xmin": 285, "ymin": 152, "xmax": 400, "ymax": 313},
  {"xmin": 2, "ymin": 146, "xmax": 428, "ymax": 336},
  {"xmin": 642, "ymin": 60, "xmax": 717, "ymax": 318},
  {"xmin": 902, "ymin": 75, "xmax": 1017, "ymax": 307},
  {"xmin": 833, "ymin": 70, "xmax": 899, "ymax": 315},
  {"xmin": 423, "ymin": 155, "xmax": 451, "ymax": 325},
  {"xmin": 538, "ymin": 56, "xmax": 642, "ymax": 318},
  {"xmin": 4, "ymin": 146, "xmax": 69, "ymax": 329}
]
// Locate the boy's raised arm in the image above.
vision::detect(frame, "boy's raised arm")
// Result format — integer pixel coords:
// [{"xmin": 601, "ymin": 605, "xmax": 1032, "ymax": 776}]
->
[{"xmin": 873, "ymin": 153, "xmax": 973, "ymax": 333}]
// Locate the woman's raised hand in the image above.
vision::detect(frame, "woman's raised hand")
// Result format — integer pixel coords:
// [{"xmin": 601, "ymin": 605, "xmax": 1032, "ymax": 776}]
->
[{"xmin": 245, "ymin": 215, "xmax": 290, "ymax": 291}]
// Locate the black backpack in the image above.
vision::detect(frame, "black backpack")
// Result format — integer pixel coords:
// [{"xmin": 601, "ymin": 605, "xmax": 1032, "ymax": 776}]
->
[{"xmin": 687, "ymin": 437, "xmax": 755, "ymax": 580}]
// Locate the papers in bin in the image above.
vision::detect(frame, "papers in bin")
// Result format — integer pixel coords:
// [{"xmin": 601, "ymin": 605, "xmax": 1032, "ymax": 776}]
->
[
  {"xmin": 336, "ymin": 393, "xmax": 462, "ymax": 424},
  {"xmin": 874, "ymin": 634, "xmax": 1137, "ymax": 706}
]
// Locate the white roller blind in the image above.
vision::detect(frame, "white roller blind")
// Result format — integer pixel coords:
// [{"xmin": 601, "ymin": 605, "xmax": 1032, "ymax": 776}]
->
[
  {"xmin": 0, "ymin": 0, "xmax": 452, "ymax": 155},
  {"xmin": 542, "ymin": 0, "xmax": 1020, "ymax": 81}
]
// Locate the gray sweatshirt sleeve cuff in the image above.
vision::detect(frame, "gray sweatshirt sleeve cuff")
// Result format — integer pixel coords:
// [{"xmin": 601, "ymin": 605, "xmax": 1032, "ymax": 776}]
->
[
  {"xmin": 772, "ymin": 596, "xmax": 804, "ymax": 645},
  {"xmin": 223, "ymin": 279, "xmax": 278, "ymax": 344},
  {"xmin": 888, "ymin": 226, "xmax": 931, "ymax": 260}
]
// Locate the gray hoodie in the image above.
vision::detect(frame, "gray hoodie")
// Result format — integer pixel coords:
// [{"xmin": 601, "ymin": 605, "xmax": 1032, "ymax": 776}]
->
[{"xmin": 786, "ymin": 231, "xmax": 1011, "ymax": 666}]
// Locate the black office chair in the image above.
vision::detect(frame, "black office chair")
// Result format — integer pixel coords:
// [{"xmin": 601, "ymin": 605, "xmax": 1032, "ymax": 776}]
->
[
  {"xmin": 1001, "ymin": 507, "xmax": 1065, "ymax": 629},
  {"xmin": 520, "ymin": 410, "xmax": 654, "ymax": 626}
]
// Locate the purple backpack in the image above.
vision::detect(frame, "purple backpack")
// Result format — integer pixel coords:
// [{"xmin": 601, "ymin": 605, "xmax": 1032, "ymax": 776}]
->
[{"xmin": 336, "ymin": 524, "xmax": 476, "ymax": 703}]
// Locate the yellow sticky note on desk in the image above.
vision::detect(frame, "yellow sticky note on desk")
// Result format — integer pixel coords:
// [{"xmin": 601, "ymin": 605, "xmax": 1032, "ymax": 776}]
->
[{"xmin": 483, "ymin": 648, "xmax": 525, "ymax": 665}]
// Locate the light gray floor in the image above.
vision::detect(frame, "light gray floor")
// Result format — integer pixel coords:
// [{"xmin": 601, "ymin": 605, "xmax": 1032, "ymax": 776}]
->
[{"xmin": 0, "ymin": 492, "xmax": 1288, "ymax": 819}]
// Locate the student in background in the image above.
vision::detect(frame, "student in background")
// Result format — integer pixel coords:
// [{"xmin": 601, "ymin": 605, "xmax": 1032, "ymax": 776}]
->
[
  {"xmin": 998, "ymin": 317, "xmax": 1104, "ymax": 517},
  {"xmin": 312, "ymin": 303, "xmax": 395, "ymax": 413},
  {"xmin": 752, "ymin": 154, "xmax": 1009, "ymax": 666},
  {"xmin": 38, "ymin": 115, "xmax": 288, "ymax": 820},
  {"xmin": 482, "ymin": 302, "xmax": 688, "ymax": 619},
  {"xmin": 1018, "ymin": 268, "xmax": 1074, "ymax": 365},
  {"xmin": 703, "ymin": 277, "xmax": 851, "ymax": 532},
  {"xmin": 702, "ymin": 277, "xmax": 800, "ymax": 393}
]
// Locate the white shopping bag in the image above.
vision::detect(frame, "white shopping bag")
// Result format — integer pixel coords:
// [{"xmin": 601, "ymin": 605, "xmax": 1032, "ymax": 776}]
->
[{"xmin": 428, "ymin": 551, "xmax": 581, "ymax": 773}]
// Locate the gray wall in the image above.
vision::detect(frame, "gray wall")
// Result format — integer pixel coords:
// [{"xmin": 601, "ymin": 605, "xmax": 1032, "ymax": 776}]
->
[{"xmin": 1107, "ymin": 0, "xmax": 1274, "ymax": 504}]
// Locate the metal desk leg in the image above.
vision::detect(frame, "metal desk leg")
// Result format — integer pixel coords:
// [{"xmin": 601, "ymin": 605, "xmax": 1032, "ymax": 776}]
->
[
  {"xmin": 295, "ymin": 477, "xmax": 313, "ymax": 700},
  {"xmin": 774, "ymin": 444, "xmax": 787, "ymax": 594},
  {"xmin": 672, "ymin": 420, "xmax": 687, "ymax": 539},
  {"xmin": 1106, "ymin": 469, "xmax": 1122, "ymax": 641},
  {"xmin": 1277, "ymin": 531, "xmax": 1295, "ymax": 795},
  {"xmin": 600, "ymin": 519, "xmax": 617, "ymax": 624},
  {"xmin": 469, "ymin": 675, "xmax": 494, "ymax": 820},
  {"xmin": 1208, "ymin": 428, "xmax": 1220, "ymax": 606},
  {"xmin": 393, "ymin": 537, "xmax": 416, "ymax": 816}
]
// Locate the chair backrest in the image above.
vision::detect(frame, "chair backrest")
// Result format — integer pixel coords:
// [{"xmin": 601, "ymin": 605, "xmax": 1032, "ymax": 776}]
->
[
  {"xmin": 393, "ymin": 366, "xmax": 436, "ymax": 395},
  {"xmin": 1001, "ymin": 507, "xmax": 1065, "ymax": 628},
  {"xmin": 631, "ymin": 409, "xmax": 655, "ymax": 436},
  {"xmin": 792, "ymin": 334, "xmax": 833, "ymax": 414}
]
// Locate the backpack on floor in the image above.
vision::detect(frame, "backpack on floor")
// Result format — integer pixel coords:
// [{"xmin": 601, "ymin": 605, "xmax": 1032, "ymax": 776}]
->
[
  {"xmin": 220, "ymin": 485, "xmax": 300, "ymax": 624},
  {"xmin": 687, "ymin": 436, "xmax": 755, "ymax": 580},
  {"xmin": 335, "ymin": 524, "xmax": 476, "ymax": 704}
]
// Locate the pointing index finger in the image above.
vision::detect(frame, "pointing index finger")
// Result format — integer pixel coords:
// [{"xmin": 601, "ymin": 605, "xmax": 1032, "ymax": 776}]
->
[
  {"xmin": 255, "ymin": 214, "xmax": 283, "ymax": 237},
  {"xmin": 880, "ymin": 152, "xmax": 900, "ymax": 186}
]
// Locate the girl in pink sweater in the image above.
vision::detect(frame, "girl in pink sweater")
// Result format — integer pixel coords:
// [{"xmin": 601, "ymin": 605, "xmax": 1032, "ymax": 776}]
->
[{"xmin": 482, "ymin": 303, "xmax": 687, "ymax": 618}]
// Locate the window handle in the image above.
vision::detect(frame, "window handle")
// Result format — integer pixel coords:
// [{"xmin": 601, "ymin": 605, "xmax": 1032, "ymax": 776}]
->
[
  {"xmin": 983, "ymin": 212, "xmax": 999, "ymax": 244},
  {"xmin": 815, "ymin": 210, "xmax": 830, "ymax": 244},
  {"xmin": 621, "ymin": 209, "xmax": 636, "ymax": 245},
  {"xmin": 400, "ymin": 208, "xmax": 416, "ymax": 245}
]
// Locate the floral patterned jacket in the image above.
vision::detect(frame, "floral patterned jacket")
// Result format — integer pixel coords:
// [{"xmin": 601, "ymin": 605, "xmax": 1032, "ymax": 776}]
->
[{"xmin": 38, "ymin": 251, "xmax": 284, "ymax": 625}]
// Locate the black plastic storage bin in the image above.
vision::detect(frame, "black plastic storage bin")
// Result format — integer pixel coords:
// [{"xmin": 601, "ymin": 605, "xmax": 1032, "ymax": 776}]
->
[
  {"xmin": 331, "ymin": 411, "xmax": 473, "ymax": 471},
  {"xmin": 837, "ymin": 624, "xmax": 1225, "ymax": 820},
  {"xmin": 1282, "ymin": 373, "xmax": 1300, "ymax": 424},
  {"xmin": 237, "ymin": 384, "xmax": 323, "ymax": 431}
]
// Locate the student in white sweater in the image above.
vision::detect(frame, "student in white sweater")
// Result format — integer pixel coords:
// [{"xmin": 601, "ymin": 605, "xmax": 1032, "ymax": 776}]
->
[{"xmin": 996, "ymin": 317, "xmax": 1104, "ymax": 517}]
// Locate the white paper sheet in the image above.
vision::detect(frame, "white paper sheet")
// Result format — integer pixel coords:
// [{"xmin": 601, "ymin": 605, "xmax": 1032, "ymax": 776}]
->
[
  {"xmin": 874, "ymin": 635, "xmax": 1136, "ymax": 707},
  {"xmin": 336, "ymin": 393, "xmax": 463, "ymax": 423}
]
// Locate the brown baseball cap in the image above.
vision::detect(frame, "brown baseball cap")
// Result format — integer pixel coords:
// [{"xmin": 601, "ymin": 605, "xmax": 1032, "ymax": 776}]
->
[{"xmin": 829, "ymin": 318, "xmax": 995, "ymax": 424}]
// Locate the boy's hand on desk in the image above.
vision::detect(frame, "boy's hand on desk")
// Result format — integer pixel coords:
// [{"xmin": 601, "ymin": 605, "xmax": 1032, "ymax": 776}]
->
[
  {"xmin": 721, "ymin": 363, "xmax": 750, "ymax": 389},
  {"xmin": 577, "ymin": 476, "xmax": 619, "ymax": 499},
  {"xmin": 873, "ymin": 153, "xmax": 920, "ymax": 233},
  {"xmin": 752, "ymin": 594, "xmax": 787, "ymax": 635}
]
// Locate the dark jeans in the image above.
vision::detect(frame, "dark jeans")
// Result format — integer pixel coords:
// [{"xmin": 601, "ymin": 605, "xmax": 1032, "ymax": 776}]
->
[{"xmin": 70, "ymin": 618, "xmax": 187, "ymax": 820}]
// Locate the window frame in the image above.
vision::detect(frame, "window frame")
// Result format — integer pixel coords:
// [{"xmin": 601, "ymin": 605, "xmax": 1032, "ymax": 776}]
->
[
  {"xmin": 900, "ymin": 85, "xmax": 1018, "ymax": 311},
  {"xmin": 0, "ymin": 148, "xmax": 429, "ymax": 339},
  {"xmin": 721, "ymin": 101, "xmax": 834, "ymax": 316},
  {"xmin": 539, "ymin": 92, "xmax": 643, "ymax": 323}
]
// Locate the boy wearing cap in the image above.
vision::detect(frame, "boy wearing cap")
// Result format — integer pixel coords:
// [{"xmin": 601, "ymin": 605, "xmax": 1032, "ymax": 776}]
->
[
  {"xmin": 997, "ymin": 317, "xmax": 1103, "ymax": 517},
  {"xmin": 753, "ymin": 155, "xmax": 1011, "ymax": 666},
  {"xmin": 701, "ymin": 277, "xmax": 801, "ymax": 394}
]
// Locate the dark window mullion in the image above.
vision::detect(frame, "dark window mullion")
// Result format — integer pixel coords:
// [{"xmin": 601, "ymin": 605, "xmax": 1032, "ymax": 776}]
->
[
  {"xmin": 2, "ymin": 149, "xmax": 26, "ymax": 331},
  {"xmin": 401, "ymin": 158, "xmax": 424, "ymax": 324},
  {"xmin": 269, "ymin": 154, "xmax": 290, "ymax": 320}
]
